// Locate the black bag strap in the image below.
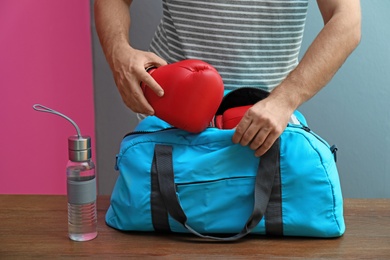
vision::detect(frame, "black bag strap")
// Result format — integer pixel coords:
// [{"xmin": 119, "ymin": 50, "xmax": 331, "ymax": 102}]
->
[{"xmin": 153, "ymin": 139, "xmax": 280, "ymax": 241}]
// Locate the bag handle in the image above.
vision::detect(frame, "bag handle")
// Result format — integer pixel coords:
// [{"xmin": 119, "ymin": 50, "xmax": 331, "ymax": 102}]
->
[{"xmin": 153, "ymin": 139, "xmax": 280, "ymax": 241}]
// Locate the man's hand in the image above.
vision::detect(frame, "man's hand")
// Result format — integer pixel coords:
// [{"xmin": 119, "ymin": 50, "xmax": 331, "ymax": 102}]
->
[
  {"xmin": 232, "ymin": 97, "xmax": 293, "ymax": 157},
  {"xmin": 233, "ymin": 0, "xmax": 361, "ymax": 157},
  {"xmin": 94, "ymin": 0, "xmax": 168, "ymax": 114},
  {"xmin": 109, "ymin": 43, "xmax": 167, "ymax": 114}
]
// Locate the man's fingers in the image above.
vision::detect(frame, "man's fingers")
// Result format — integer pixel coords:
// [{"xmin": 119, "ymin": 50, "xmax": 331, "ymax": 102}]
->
[
  {"xmin": 232, "ymin": 115, "xmax": 251, "ymax": 144},
  {"xmin": 131, "ymin": 89, "xmax": 155, "ymax": 115},
  {"xmin": 249, "ymin": 127, "xmax": 270, "ymax": 151},
  {"xmin": 141, "ymin": 72, "xmax": 164, "ymax": 97},
  {"xmin": 232, "ymin": 104, "xmax": 283, "ymax": 157},
  {"xmin": 121, "ymin": 77, "xmax": 155, "ymax": 115},
  {"xmin": 142, "ymin": 53, "xmax": 168, "ymax": 97},
  {"xmin": 150, "ymin": 54, "xmax": 168, "ymax": 67},
  {"xmin": 254, "ymin": 132, "xmax": 279, "ymax": 157}
]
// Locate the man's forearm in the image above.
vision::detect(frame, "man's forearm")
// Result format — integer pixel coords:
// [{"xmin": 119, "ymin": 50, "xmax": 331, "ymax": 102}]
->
[
  {"xmin": 94, "ymin": 0, "xmax": 133, "ymax": 66},
  {"xmin": 269, "ymin": 1, "xmax": 361, "ymax": 111}
]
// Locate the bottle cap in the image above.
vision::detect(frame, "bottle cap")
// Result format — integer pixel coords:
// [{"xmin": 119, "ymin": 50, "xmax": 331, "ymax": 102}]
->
[{"xmin": 68, "ymin": 135, "xmax": 91, "ymax": 161}]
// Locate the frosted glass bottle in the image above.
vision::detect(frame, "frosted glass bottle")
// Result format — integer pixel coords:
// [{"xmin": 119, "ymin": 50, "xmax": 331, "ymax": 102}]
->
[{"xmin": 66, "ymin": 135, "xmax": 97, "ymax": 242}]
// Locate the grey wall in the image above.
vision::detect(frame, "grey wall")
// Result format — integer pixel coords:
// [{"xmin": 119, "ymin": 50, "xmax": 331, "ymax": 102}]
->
[
  {"xmin": 298, "ymin": 1, "xmax": 390, "ymax": 198},
  {"xmin": 91, "ymin": 1, "xmax": 390, "ymax": 198}
]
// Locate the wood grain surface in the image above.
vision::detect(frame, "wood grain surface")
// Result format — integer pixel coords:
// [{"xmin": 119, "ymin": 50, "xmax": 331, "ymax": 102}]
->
[{"xmin": 0, "ymin": 195, "xmax": 389, "ymax": 259}]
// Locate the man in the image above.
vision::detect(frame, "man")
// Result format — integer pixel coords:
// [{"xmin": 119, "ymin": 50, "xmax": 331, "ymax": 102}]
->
[{"xmin": 94, "ymin": 0, "xmax": 361, "ymax": 157}]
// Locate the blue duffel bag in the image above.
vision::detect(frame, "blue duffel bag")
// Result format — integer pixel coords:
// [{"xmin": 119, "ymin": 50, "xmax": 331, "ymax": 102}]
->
[{"xmin": 105, "ymin": 89, "xmax": 345, "ymax": 241}]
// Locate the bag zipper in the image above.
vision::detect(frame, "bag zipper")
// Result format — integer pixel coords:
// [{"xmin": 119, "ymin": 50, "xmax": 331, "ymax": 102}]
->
[
  {"xmin": 116, "ymin": 122, "xmax": 337, "ymax": 171},
  {"xmin": 123, "ymin": 124, "xmax": 336, "ymax": 154},
  {"xmin": 123, "ymin": 127, "xmax": 177, "ymax": 138},
  {"xmin": 115, "ymin": 127, "xmax": 178, "ymax": 170},
  {"xmin": 289, "ymin": 124, "xmax": 338, "ymax": 162},
  {"xmin": 176, "ymin": 176, "xmax": 255, "ymax": 187}
]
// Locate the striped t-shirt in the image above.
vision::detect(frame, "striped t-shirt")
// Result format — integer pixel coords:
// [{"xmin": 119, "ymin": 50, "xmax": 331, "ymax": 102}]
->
[{"xmin": 149, "ymin": 0, "xmax": 309, "ymax": 92}]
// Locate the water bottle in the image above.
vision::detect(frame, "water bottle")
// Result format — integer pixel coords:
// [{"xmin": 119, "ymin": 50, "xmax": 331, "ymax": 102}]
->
[
  {"xmin": 33, "ymin": 104, "xmax": 97, "ymax": 241},
  {"xmin": 67, "ymin": 135, "xmax": 97, "ymax": 241}
]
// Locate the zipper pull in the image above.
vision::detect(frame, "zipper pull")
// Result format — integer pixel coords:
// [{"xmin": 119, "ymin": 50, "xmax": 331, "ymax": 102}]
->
[
  {"xmin": 330, "ymin": 145, "xmax": 338, "ymax": 162},
  {"xmin": 114, "ymin": 155, "xmax": 119, "ymax": 171},
  {"xmin": 302, "ymin": 125, "xmax": 311, "ymax": 132}
]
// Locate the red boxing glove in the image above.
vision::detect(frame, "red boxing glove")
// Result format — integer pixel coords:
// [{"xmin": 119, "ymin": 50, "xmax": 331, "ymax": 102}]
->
[
  {"xmin": 215, "ymin": 105, "xmax": 252, "ymax": 129},
  {"xmin": 141, "ymin": 59, "xmax": 224, "ymax": 133}
]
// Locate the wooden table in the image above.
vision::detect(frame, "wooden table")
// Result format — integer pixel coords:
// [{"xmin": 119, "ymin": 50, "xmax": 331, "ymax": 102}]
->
[{"xmin": 0, "ymin": 195, "xmax": 389, "ymax": 259}]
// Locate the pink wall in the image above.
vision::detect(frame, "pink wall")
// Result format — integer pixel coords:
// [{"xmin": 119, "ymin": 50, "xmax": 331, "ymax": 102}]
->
[{"xmin": 0, "ymin": 0, "xmax": 95, "ymax": 194}]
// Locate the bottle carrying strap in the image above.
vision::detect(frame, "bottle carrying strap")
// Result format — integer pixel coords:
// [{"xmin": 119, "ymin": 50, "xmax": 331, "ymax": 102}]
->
[{"xmin": 33, "ymin": 104, "xmax": 82, "ymax": 138}]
